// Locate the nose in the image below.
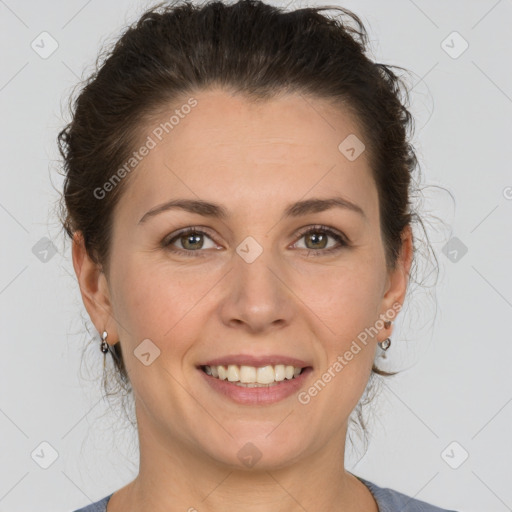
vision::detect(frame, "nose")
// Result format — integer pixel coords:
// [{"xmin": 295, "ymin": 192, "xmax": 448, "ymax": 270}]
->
[{"xmin": 217, "ymin": 244, "xmax": 296, "ymax": 334}]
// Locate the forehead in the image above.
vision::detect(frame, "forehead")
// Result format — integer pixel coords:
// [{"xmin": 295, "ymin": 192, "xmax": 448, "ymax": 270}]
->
[{"xmin": 117, "ymin": 89, "xmax": 378, "ymax": 222}]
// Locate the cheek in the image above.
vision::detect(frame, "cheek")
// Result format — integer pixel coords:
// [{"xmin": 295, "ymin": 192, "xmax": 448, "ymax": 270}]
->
[
  {"xmin": 307, "ymin": 269, "xmax": 381, "ymax": 393},
  {"xmin": 110, "ymin": 257, "xmax": 214, "ymax": 345},
  {"xmin": 300, "ymin": 261, "xmax": 384, "ymax": 384},
  {"xmin": 299, "ymin": 261, "xmax": 383, "ymax": 327}
]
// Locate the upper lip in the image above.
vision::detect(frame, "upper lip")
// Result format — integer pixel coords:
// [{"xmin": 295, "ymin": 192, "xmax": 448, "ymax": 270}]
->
[{"xmin": 199, "ymin": 354, "xmax": 311, "ymax": 368}]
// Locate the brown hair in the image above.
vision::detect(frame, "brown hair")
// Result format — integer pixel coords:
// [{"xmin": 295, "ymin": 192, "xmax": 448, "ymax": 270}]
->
[{"xmin": 57, "ymin": 0, "xmax": 438, "ymax": 442}]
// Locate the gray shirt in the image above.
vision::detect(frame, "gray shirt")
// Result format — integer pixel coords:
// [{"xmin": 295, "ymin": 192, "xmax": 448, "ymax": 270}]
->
[{"xmin": 72, "ymin": 475, "xmax": 459, "ymax": 511}]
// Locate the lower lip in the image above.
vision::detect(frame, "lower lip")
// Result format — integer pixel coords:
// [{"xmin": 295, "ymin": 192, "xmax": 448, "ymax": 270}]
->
[{"xmin": 198, "ymin": 367, "xmax": 313, "ymax": 405}]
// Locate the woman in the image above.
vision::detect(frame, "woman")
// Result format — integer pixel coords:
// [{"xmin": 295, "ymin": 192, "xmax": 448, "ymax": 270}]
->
[{"xmin": 59, "ymin": 0, "xmax": 456, "ymax": 510}]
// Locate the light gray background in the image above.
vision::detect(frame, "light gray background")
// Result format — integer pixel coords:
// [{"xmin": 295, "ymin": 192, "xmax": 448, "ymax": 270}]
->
[{"xmin": 1, "ymin": 0, "xmax": 511, "ymax": 511}]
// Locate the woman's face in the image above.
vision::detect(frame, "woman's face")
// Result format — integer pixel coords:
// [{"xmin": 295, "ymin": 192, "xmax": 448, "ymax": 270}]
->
[{"xmin": 74, "ymin": 89, "xmax": 412, "ymax": 469}]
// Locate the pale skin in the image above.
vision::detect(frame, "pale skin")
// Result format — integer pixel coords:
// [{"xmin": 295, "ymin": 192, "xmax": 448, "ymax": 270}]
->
[{"xmin": 72, "ymin": 88, "xmax": 413, "ymax": 512}]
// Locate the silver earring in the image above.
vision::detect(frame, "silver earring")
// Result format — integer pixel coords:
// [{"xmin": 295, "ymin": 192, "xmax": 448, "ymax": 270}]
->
[
  {"xmin": 378, "ymin": 337, "xmax": 391, "ymax": 351},
  {"xmin": 378, "ymin": 320, "xmax": 393, "ymax": 351},
  {"xmin": 100, "ymin": 330, "xmax": 109, "ymax": 353}
]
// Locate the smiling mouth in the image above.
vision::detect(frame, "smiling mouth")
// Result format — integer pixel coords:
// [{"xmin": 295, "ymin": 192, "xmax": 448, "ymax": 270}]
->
[{"xmin": 199, "ymin": 363, "xmax": 309, "ymax": 387}]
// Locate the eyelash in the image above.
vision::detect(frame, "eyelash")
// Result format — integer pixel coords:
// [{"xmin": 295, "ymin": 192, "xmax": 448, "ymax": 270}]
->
[{"xmin": 162, "ymin": 224, "xmax": 349, "ymax": 258}]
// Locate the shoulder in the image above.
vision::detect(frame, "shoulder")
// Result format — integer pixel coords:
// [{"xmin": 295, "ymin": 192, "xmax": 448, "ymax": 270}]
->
[
  {"xmin": 355, "ymin": 475, "xmax": 459, "ymax": 512},
  {"xmin": 71, "ymin": 493, "xmax": 113, "ymax": 512}
]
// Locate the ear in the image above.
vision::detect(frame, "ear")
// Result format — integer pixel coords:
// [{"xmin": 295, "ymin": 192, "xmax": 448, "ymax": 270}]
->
[
  {"xmin": 378, "ymin": 224, "xmax": 414, "ymax": 342},
  {"xmin": 71, "ymin": 231, "xmax": 119, "ymax": 345}
]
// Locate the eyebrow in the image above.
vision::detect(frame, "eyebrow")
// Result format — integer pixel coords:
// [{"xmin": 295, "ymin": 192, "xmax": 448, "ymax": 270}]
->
[{"xmin": 138, "ymin": 196, "xmax": 366, "ymax": 224}]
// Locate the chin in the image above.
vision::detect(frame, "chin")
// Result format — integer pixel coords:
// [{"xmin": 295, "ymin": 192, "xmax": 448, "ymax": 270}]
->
[{"xmin": 206, "ymin": 432, "xmax": 309, "ymax": 472}]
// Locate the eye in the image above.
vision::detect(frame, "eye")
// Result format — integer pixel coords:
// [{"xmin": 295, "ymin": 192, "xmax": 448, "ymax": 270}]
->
[
  {"xmin": 162, "ymin": 227, "xmax": 218, "ymax": 257},
  {"xmin": 292, "ymin": 225, "xmax": 349, "ymax": 256}
]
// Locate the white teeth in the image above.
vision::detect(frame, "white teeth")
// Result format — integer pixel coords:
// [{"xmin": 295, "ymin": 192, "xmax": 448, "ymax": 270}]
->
[
  {"xmin": 256, "ymin": 366, "xmax": 275, "ymax": 384},
  {"xmin": 202, "ymin": 364, "xmax": 304, "ymax": 384},
  {"xmin": 227, "ymin": 364, "xmax": 240, "ymax": 382},
  {"xmin": 217, "ymin": 365, "xmax": 228, "ymax": 380},
  {"xmin": 274, "ymin": 364, "xmax": 286, "ymax": 381},
  {"xmin": 240, "ymin": 365, "xmax": 257, "ymax": 383}
]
